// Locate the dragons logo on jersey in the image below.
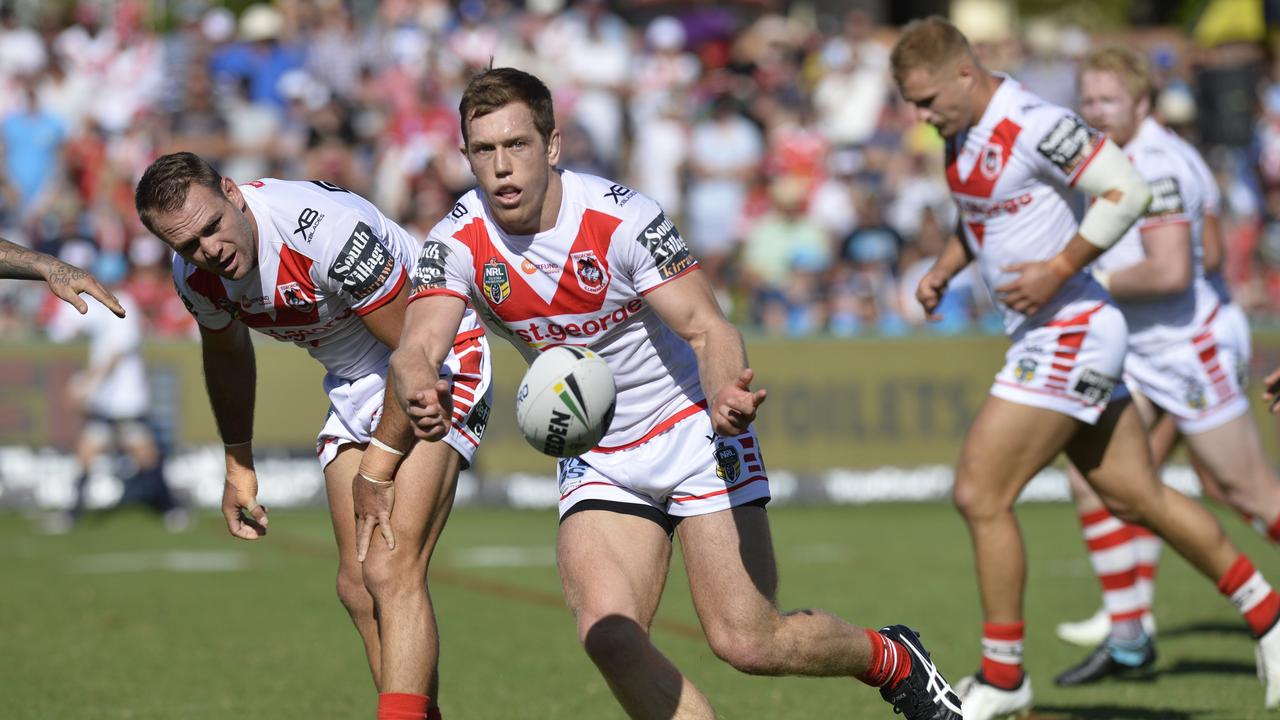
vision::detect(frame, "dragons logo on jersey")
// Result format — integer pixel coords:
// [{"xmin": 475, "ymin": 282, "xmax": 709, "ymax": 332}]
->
[
  {"xmin": 571, "ymin": 250, "xmax": 608, "ymax": 294},
  {"xmin": 714, "ymin": 443, "xmax": 741, "ymax": 484},
  {"xmin": 482, "ymin": 258, "xmax": 511, "ymax": 305},
  {"xmin": 1184, "ymin": 379, "xmax": 1207, "ymax": 411},
  {"xmin": 980, "ymin": 143, "xmax": 1005, "ymax": 180},
  {"xmin": 637, "ymin": 212, "xmax": 694, "ymax": 280},
  {"xmin": 277, "ymin": 281, "xmax": 316, "ymax": 312}
]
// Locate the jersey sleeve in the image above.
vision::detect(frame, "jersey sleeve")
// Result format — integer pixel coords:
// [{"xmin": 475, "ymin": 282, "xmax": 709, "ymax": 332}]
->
[
  {"xmin": 408, "ymin": 221, "xmax": 477, "ymax": 305},
  {"xmin": 317, "ymin": 208, "xmax": 408, "ymax": 317},
  {"xmin": 1135, "ymin": 170, "xmax": 1191, "ymax": 231},
  {"xmin": 171, "ymin": 256, "xmax": 235, "ymax": 331},
  {"xmin": 1189, "ymin": 151, "xmax": 1221, "ymax": 215},
  {"xmin": 1023, "ymin": 107, "xmax": 1107, "ymax": 188},
  {"xmin": 618, "ymin": 193, "xmax": 699, "ymax": 295}
]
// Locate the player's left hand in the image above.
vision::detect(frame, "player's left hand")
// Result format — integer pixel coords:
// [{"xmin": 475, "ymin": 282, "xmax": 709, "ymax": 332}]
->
[
  {"xmin": 712, "ymin": 368, "xmax": 767, "ymax": 436},
  {"xmin": 353, "ymin": 472, "xmax": 395, "ymax": 562},
  {"xmin": 1263, "ymin": 366, "xmax": 1280, "ymax": 414},
  {"xmin": 996, "ymin": 259, "xmax": 1071, "ymax": 315}
]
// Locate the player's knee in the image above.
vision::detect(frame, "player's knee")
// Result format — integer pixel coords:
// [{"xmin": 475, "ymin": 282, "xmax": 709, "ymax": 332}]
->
[
  {"xmin": 952, "ymin": 475, "xmax": 1005, "ymax": 523},
  {"xmin": 361, "ymin": 552, "xmax": 423, "ymax": 603},
  {"xmin": 579, "ymin": 613, "xmax": 649, "ymax": 672},
  {"xmin": 704, "ymin": 624, "xmax": 779, "ymax": 676},
  {"xmin": 336, "ymin": 569, "xmax": 372, "ymax": 618}
]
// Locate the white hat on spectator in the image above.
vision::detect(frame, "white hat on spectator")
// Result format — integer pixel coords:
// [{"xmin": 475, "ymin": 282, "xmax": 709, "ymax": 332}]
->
[
  {"xmin": 202, "ymin": 7, "xmax": 236, "ymax": 43},
  {"xmin": 129, "ymin": 236, "xmax": 168, "ymax": 267},
  {"xmin": 646, "ymin": 16, "xmax": 686, "ymax": 52},
  {"xmin": 527, "ymin": 0, "xmax": 565, "ymax": 17},
  {"xmin": 240, "ymin": 4, "xmax": 283, "ymax": 43}
]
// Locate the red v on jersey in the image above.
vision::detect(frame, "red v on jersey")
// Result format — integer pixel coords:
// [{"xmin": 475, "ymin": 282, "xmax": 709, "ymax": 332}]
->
[
  {"xmin": 186, "ymin": 247, "xmax": 321, "ymax": 329},
  {"xmin": 454, "ymin": 208, "xmax": 623, "ymax": 322},
  {"xmin": 947, "ymin": 119, "xmax": 1022, "ymax": 198},
  {"xmin": 948, "ymin": 118, "xmax": 1022, "ymax": 249}
]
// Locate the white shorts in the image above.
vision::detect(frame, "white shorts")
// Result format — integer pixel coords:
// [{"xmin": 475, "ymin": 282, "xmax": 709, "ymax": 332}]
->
[
  {"xmin": 317, "ymin": 327, "xmax": 492, "ymax": 469},
  {"xmin": 1123, "ymin": 305, "xmax": 1249, "ymax": 434},
  {"xmin": 991, "ymin": 301, "xmax": 1129, "ymax": 425},
  {"xmin": 1217, "ymin": 301, "xmax": 1252, "ymax": 376},
  {"xmin": 557, "ymin": 408, "xmax": 771, "ymax": 534}
]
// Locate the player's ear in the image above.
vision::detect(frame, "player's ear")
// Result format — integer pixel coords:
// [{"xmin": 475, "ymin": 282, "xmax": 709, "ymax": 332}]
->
[
  {"xmin": 222, "ymin": 176, "xmax": 243, "ymax": 206},
  {"xmin": 546, "ymin": 128, "xmax": 561, "ymax": 167}
]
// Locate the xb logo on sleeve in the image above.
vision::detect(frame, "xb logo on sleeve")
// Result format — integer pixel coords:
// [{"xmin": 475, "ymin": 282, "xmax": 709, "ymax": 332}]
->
[{"xmin": 293, "ymin": 208, "xmax": 324, "ymax": 241}]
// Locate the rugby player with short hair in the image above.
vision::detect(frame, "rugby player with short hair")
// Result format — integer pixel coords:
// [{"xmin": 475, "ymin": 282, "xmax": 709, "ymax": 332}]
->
[
  {"xmin": 136, "ymin": 152, "xmax": 492, "ymax": 720},
  {"xmin": 391, "ymin": 67, "xmax": 962, "ymax": 720},
  {"xmin": 1050, "ymin": 46, "xmax": 1280, "ymax": 686},
  {"xmin": 892, "ymin": 16, "xmax": 1280, "ymax": 719}
]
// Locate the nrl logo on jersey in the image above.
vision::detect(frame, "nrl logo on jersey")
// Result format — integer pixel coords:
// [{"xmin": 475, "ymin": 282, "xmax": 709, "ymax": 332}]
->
[
  {"xmin": 980, "ymin": 143, "xmax": 1004, "ymax": 180},
  {"xmin": 482, "ymin": 258, "xmax": 511, "ymax": 305},
  {"xmin": 277, "ymin": 281, "xmax": 316, "ymax": 312},
  {"xmin": 571, "ymin": 250, "xmax": 608, "ymax": 294}
]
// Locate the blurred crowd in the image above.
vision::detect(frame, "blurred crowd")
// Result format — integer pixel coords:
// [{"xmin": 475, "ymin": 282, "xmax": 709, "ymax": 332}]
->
[{"xmin": 2, "ymin": 0, "xmax": 1280, "ymax": 340}]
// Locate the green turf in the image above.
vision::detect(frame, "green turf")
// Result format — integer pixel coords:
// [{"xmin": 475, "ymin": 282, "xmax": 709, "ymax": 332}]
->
[{"xmin": 1, "ymin": 502, "xmax": 1275, "ymax": 719}]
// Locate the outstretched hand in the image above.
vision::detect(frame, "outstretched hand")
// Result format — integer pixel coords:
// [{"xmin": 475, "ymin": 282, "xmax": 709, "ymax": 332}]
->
[
  {"xmin": 353, "ymin": 473, "xmax": 395, "ymax": 562},
  {"xmin": 711, "ymin": 369, "xmax": 767, "ymax": 437},
  {"xmin": 222, "ymin": 469, "xmax": 268, "ymax": 540},
  {"xmin": 45, "ymin": 260, "xmax": 126, "ymax": 317}
]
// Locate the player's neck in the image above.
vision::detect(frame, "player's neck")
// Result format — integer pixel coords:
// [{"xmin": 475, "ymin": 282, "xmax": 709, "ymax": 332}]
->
[
  {"xmin": 528, "ymin": 171, "xmax": 564, "ymax": 235},
  {"xmin": 243, "ymin": 201, "xmax": 261, "ymax": 271},
  {"xmin": 969, "ymin": 71, "xmax": 1002, "ymax": 130}
]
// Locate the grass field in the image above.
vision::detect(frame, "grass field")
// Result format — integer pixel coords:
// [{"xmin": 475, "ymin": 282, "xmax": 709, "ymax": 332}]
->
[{"xmin": 1, "ymin": 502, "xmax": 1276, "ymax": 719}]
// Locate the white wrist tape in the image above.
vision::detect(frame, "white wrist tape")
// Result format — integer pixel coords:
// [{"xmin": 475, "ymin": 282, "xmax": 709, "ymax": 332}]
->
[
  {"xmin": 360, "ymin": 473, "xmax": 394, "ymax": 486},
  {"xmin": 223, "ymin": 440, "xmax": 252, "ymax": 448},
  {"xmin": 1074, "ymin": 139, "xmax": 1152, "ymax": 250},
  {"xmin": 368, "ymin": 437, "xmax": 405, "ymax": 457}
]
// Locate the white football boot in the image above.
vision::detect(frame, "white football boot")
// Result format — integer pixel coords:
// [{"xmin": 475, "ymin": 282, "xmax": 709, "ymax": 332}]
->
[
  {"xmin": 1055, "ymin": 607, "xmax": 1156, "ymax": 647},
  {"xmin": 954, "ymin": 673, "xmax": 1033, "ymax": 720},
  {"xmin": 1256, "ymin": 622, "xmax": 1280, "ymax": 709}
]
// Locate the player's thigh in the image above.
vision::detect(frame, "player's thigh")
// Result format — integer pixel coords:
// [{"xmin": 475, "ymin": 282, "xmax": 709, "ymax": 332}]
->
[
  {"xmin": 1147, "ymin": 409, "xmax": 1182, "ymax": 467},
  {"xmin": 676, "ymin": 505, "xmax": 780, "ymax": 634},
  {"xmin": 325, "ymin": 444, "xmax": 367, "ymax": 564},
  {"xmin": 956, "ymin": 395, "xmax": 1079, "ymax": 510},
  {"xmin": 1065, "ymin": 399, "xmax": 1162, "ymax": 515},
  {"xmin": 558, "ymin": 509, "xmax": 673, "ymax": 632},
  {"xmin": 117, "ymin": 422, "xmax": 160, "ymax": 468},
  {"xmin": 383, "ymin": 438, "xmax": 462, "ymax": 557},
  {"xmin": 1184, "ymin": 412, "xmax": 1273, "ymax": 492}
]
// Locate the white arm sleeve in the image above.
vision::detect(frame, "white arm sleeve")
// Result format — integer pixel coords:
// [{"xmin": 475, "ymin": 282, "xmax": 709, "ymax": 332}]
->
[{"xmin": 1074, "ymin": 139, "xmax": 1152, "ymax": 249}]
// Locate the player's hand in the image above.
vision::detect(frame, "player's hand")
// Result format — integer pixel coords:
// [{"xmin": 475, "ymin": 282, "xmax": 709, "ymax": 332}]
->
[
  {"xmin": 1264, "ymin": 367, "xmax": 1280, "ymax": 414},
  {"xmin": 405, "ymin": 378, "xmax": 454, "ymax": 441},
  {"xmin": 222, "ymin": 468, "xmax": 268, "ymax": 540},
  {"xmin": 915, "ymin": 270, "xmax": 951, "ymax": 320},
  {"xmin": 712, "ymin": 368, "xmax": 767, "ymax": 436},
  {"xmin": 42, "ymin": 259, "xmax": 126, "ymax": 317},
  {"xmin": 353, "ymin": 472, "xmax": 396, "ymax": 562},
  {"xmin": 996, "ymin": 258, "xmax": 1072, "ymax": 316}
]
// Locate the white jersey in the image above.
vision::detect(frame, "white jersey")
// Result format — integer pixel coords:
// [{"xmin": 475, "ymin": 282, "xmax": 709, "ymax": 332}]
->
[
  {"xmin": 946, "ymin": 77, "xmax": 1110, "ymax": 337},
  {"xmin": 410, "ymin": 170, "xmax": 704, "ymax": 450},
  {"xmin": 1092, "ymin": 117, "xmax": 1219, "ymax": 349},
  {"xmin": 1184, "ymin": 135, "xmax": 1234, "ymax": 305},
  {"xmin": 173, "ymin": 178, "xmax": 481, "ymax": 380},
  {"xmin": 47, "ymin": 290, "xmax": 149, "ymax": 419}
]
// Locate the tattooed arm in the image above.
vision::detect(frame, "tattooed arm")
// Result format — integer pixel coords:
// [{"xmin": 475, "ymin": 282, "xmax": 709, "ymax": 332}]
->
[{"xmin": 0, "ymin": 238, "xmax": 125, "ymax": 317}]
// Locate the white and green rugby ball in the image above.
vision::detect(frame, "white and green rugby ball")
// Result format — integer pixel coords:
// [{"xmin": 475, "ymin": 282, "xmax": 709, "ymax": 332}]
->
[{"xmin": 515, "ymin": 346, "xmax": 617, "ymax": 457}]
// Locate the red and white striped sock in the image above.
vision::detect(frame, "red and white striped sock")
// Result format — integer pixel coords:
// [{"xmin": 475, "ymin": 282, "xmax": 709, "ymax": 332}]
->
[
  {"xmin": 1079, "ymin": 509, "xmax": 1144, "ymax": 626},
  {"xmin": 857, "ymin": 628, "xmax": 913, "ymax": 689},
  {"xmin": 1218, "ymin": 555, "xmax": 1280, "ymax": 638},
  {"xmin": 1130, "ymin": 524, "xmax": 1162, "ymax": 616},
  {"xmin": 981, "ymin": 621, "xmax": 1025, "ymax": 690}
]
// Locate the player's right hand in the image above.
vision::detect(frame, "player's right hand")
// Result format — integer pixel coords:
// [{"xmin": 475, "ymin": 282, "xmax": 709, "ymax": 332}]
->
[
  {"xmin": 1264, "ymin": 367, "xmax": 1280, "ymax": 414},
  {"xmin": 915, "ymin": 270, "xmax": 950, "ymax": 320},
  {"xmin": 44, "ymin": 259, "xmax": 126, "ymax": 318},
  {"xmin": 222, "ymin": 469, "xmax": 268, "ymax": 540},
  {"xmin": 405, "ymin": 378, "xmax": 454, "ymax": 441}
]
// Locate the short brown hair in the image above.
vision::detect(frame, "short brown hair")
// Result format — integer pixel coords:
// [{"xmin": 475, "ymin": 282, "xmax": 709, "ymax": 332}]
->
[
  {"xmin": 458, "ymin": 67, "xmax": 555, "ymax": 145},
  {"xmin": 1080, "ymin": 46, "xmax": 1154, "ymax": 105},
  {"xmin": 890, "ymin": 15, "xmax": 977, "ymax": 84},
  {"xmin": 135, "ymin": 152, "xmax": 223, "ymax": 236}
]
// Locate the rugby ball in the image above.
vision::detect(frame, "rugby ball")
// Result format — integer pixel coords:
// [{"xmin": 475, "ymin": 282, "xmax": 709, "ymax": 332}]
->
[{"xmin": 515, "ymin": 346, "xmax": 616, "ymax": 457}]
